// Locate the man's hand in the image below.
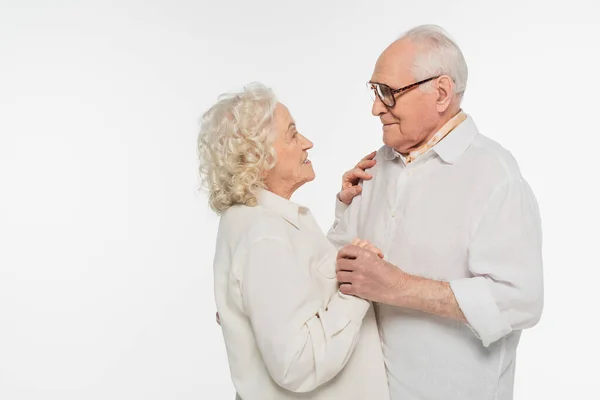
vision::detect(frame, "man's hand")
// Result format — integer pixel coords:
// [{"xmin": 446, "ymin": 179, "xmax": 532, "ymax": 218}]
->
[
  {"xmin": 336, "ymin": 245, "xmax": 467, "ymax": 322},
  {"xmin": 336, "ymin": 244, "xmax": 406, "ymax": 303},
  {"xmin": 351, "ymin": 237, "xmax": 384, "ymax": 259},
  {"xmin": 338, "ymin": 151, "xmax": 377, "ymax": 205}
]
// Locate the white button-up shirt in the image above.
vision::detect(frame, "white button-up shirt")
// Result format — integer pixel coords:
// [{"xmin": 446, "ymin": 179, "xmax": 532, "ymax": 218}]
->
[
  {"xmin": 214, "ymin": 189, "xmax": 389, "ymax": 400},
  {"xmin": 328, "ymin": 114, "xmax": 543, "ymax": 400}
]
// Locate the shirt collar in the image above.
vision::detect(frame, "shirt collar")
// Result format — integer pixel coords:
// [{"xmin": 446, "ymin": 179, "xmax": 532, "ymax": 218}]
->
[
  {"xmin": 382, "ymin": 112, "xmax": 479, "ymax": 164},
  {"xmin": 432, "ymin": 114, "xmax": 479, "ymax": 164},
  {"xmin": 256, "ymin": 189, "xmax": 304, "ymax": 229}
]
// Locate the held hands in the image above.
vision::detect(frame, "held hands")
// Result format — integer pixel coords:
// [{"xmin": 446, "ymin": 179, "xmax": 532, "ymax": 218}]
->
[
  {"xmin": 351, "ymin": 237, "xmax": 384, "ymax": 259},
  {"xmin": 338, "ymin": 151, "xmax": 377, "ymax": 205},
  {"xmin": 336, "ymin": 241, "xmax": 407, "ymax": 303},
  {"xmin": 215, "ymin": 238, "xmax": 384, "ymax": 326}
]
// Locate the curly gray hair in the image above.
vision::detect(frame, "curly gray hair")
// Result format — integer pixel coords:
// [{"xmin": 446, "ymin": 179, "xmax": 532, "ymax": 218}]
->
[{"xmin": 197, "ymin": 82, "xmax": 278, "ymax": 213}]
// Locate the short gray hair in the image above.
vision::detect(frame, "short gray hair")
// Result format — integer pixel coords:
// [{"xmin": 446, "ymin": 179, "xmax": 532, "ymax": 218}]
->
[
  {"xmin": 400, "ymin": 24, "xmax": 468, "ymax": 102},
  {"xmin": 197, "ymin": 82, "xmax": 277, "ymax": 214}
]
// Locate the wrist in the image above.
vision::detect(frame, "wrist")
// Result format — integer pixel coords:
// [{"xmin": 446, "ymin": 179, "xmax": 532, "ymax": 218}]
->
[
  {"xmin": 337, "ymin": 191, "xmax": 349, "ymax": 205},
  {"xmin": 384, "ymin": 267, "xmax": 411, "ymax": 307}
]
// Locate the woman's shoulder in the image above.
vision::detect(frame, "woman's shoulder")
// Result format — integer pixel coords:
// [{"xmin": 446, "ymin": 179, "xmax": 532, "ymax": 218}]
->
[{"xmin": 220, "ymin": 203, "xmax": 290, "ymax": 239}]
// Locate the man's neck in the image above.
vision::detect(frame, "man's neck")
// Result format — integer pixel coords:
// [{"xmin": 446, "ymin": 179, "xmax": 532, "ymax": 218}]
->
[
  {"xmin": 402, "ymin": 108, "xmax": 462, "ymax": 155},
  {"xmin": 432, "ymin": 108, "xmax": 462, "ymax": 137}
]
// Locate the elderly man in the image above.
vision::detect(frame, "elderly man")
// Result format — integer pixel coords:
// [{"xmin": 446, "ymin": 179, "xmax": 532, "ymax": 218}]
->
[{"xmin": 330, "ymin": 25, "xmax": 543, "ymax": 399}]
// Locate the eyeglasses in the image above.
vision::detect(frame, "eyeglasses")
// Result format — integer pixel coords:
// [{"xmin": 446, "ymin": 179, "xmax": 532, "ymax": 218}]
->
[{"xmin": 367, "ymin": 76, "xmax": 440, "ymax": 108}]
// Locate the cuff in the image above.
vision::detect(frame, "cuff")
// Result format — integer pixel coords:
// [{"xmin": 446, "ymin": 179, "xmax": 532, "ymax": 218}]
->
[
  {"xmin": 319, "ymin": 291, "xmax": 370, "ymax": 336},
  {"xmin": 450, "ymin": 276, "xmax": 513, "ymax": 347},
  {"xmin": 334, "ymin": 195, "xmax": 349, "ymax": 219}
]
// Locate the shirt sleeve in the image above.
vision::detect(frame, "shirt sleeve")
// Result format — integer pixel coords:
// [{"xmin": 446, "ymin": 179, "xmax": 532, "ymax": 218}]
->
[
  {"xmin": 241, "ymin": 236, "xmax": 371, "ymax": 393},
  {"xmin": 450, "ymin": 177, "xmax": 544, "ymax": 347},
  {"xmin": 327, "ymin": 189, "xmax": 363, "ymax": 250}
]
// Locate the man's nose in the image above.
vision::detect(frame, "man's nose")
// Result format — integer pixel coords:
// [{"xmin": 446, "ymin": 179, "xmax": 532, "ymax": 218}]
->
[{"xmin": 372, "ymin": 94, "xmax": 387, "ymax": 117}]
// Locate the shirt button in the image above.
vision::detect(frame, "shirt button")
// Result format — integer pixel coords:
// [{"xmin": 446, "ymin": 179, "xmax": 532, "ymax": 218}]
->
[{"xmin": 391, "ymin": 211, "xmax": 397, "ymax": 217}]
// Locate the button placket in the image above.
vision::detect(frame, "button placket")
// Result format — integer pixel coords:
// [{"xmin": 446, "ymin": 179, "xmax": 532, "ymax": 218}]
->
[{"xmin": 393, "ymin": 167, "xmax": 412, "ymax": 220}]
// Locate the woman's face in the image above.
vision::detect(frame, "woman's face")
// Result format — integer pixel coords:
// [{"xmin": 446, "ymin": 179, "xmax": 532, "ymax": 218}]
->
[{"xmin": 265, "ymin": 103, "xmax": 315, "ymax": 197}]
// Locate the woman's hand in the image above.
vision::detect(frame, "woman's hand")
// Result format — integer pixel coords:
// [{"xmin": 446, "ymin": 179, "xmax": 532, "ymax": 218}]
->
[
  {"xmin": 338, "ymin": 151, "xmax": 377, "ymax": 205},
  {"xmin": 351, "ymin": 238, "xmax": 384, "ymax": 259}
]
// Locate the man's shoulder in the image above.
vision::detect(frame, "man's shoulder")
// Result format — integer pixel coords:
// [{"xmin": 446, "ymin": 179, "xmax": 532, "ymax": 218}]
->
[
  {"xmin": 370, "ymin": 145, "xmax": 398, "ymax": 171},
  {"xmin": 356, "ymin": 145, "xmax": 393, "ymax": 184},
  {"xmin": 465, "ymin": 133, "xmax": 523, "ymax": 181},
  {"xmin": 374, "ymin": 145, "xmax": 392, "ymax": 161}
]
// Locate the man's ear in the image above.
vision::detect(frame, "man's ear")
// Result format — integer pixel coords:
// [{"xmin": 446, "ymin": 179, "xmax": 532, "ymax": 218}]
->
[{"xmin": 435, "ymin": 75, "xmax": 454, "ymax": 112}]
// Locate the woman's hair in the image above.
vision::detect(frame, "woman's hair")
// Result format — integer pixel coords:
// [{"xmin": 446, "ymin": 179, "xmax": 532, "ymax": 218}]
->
[
  {"xmin": 197, "ymin": 82, "xmax": 278, "ymax": 214},
  {"xmin": 401, "ymin": 24, "xmax": 468, "ymax": 102}
]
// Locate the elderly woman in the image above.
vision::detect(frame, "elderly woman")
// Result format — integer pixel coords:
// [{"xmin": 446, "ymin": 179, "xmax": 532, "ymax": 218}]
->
[{"xmin": 197, "ymin": 83, "xmax": 389, "ymax": 400}]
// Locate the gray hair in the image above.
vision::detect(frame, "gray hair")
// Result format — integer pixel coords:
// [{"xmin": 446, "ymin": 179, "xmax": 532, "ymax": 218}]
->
[
  {"xmin": 400, "ymin": 24, "xmax": 468, "ymax": 102},
  {"xmin": 197, "ymin": 82, "xmax": 278, "ymax": 214}
]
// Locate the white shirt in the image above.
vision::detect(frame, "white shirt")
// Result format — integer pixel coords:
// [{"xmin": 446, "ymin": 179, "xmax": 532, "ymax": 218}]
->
[
  {"xmin": 328, "ymin": 114, "xmax": 544, "ymax": 400},
  {"xmin": 213, "ymin": 189, "xmax": 389, "ymax": 400}
]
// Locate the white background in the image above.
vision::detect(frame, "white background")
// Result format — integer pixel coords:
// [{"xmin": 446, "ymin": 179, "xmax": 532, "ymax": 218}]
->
[{"xmin": 1, "ymin": 0, "xmax": 598, "ymax": 399}]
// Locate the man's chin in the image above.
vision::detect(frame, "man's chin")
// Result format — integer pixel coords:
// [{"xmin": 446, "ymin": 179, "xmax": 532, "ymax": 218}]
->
[
  {"xmin": 383, "ymin": 139, "xmax": 410, "ymax": 154},
  {"xmin": 382, "ymin": 130, "xmax": 400, "ymax": 148}
]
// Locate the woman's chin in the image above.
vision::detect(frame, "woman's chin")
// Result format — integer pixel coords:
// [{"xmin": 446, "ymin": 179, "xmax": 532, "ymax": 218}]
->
[
  {"xmin": 305, "ymin": 173, "xmax": 316, "ymax": 184},
  {"xmin": 301, "ymin": 170, "xmax": 316, "ymax": 185},
  {"xmin": 308, "ymin": 165, "xmax": 316, "ymax": 181}
]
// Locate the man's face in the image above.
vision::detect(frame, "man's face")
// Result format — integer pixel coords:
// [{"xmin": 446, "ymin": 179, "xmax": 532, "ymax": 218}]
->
[{"xmin": 369, "ymin": 39, "xmax": 441, "ymax": 154}]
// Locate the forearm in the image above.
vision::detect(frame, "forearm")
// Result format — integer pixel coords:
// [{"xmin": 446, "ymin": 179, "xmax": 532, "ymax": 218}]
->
[
  {"xmin": 388, "ymin": 273, "xmax": 466, "ymax": 322},
  {"xmin": 327, "ymin": 196, "xmax": 359, "ymax": 250},
  {"xmin": 258, "ymin": 292, "xmax": 370, "ymax": 392}
]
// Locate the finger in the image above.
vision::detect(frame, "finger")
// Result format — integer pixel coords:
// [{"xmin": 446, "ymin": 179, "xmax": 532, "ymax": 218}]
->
[
  {"xmin": 351, "ymin": 238, "xmax": 360, "ymax": 245},
  {"xmin": 341, "ymin": 185, "xmax": 362, "ymax": 198},
  {"xmin": 352, "ymin": 238, "xmax": 369, "ymax": 246},
  {"xmin": 340, "ymin": 283, "xmax": 354, "ymax": 295},
  {"xmin": 374, "ymin": 246, "xmax": 383, "ymax": 257},
  {"xmin": 343, "ymin": 171, "xmax": 371, "ymax": 185},
  {"xmin": 369, "ymin": 246, "xmax": 384, "ymax": 258},
  {"xmin": 337, "ymin": 244, "xmax": 363, "ymax": 261},
  {"xmin": 364, "ymin": 243, "xmax": 375, "ymax": 252},
  {"xmin": 365, "ymin": 243, "xmax": 383, "ymax": 257},
  {"xmin": 336, "ymin": 257, "xmax": 355, "ymax": 272},
  {"xmin": 336, "ymin": 257, "xmax": 361, "ymax": 274},
  {"xmin": 356, "ymin": 159, "xmax": 377, "ymax": 170},
  {"xmin": 360, "ymin": 151, "xmax": 377, "ymax": 161},
  {"xmin": 357, "ymin": 240, "xmax": 370, "ymax": 248},
  {"xmin": 362, "ymin": 241, "xmax": 374, "ymax": 250},
  {"xmin": 349, "ymin": 168, "xmax": 373, "ymax": 180},
  {"xmin": 336, "ymin": 270, "xmax": 354, "ymax": 283},
  {"xmin": 339, "ymin": 185, "xmax": 362, "ymax": 204},
  {"xmin": 342, "ymin": 170, "xmax": 353, "ymax": 181},
  {"xmin": 216, "ymin": 312, "xmax": 221, "ymax": 326}
]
